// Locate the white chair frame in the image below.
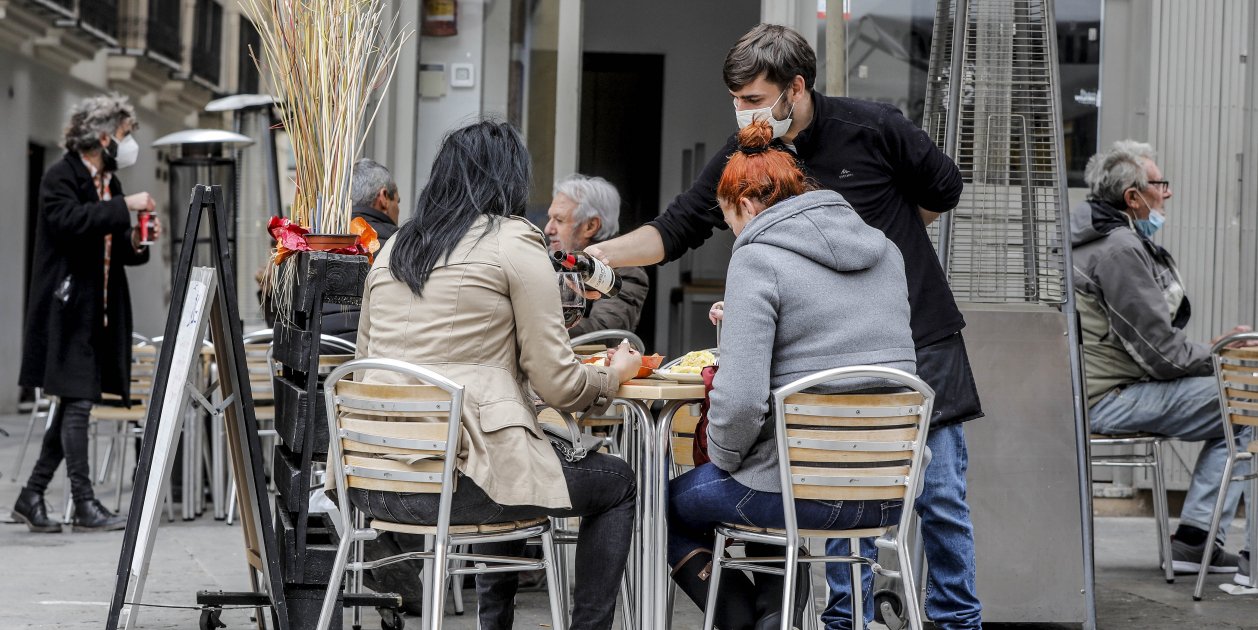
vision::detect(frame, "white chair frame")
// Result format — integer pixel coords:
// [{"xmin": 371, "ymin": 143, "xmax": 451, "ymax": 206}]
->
[
  {"xmin": 1193, "ymin": 332, "xmax": 1258, "ymax": 599},
  {"xmin": 317, "ymin": 357, "xmax": 568, "ymax": 630},
  {"xmin": 702, "ymin": 366, "xmax": 934, "ymax": 630}
]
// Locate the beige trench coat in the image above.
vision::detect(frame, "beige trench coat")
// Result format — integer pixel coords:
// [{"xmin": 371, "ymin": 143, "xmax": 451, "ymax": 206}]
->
[{"xmin": 355, "ymin": 215, "xmax": 619, "ymax": 509}]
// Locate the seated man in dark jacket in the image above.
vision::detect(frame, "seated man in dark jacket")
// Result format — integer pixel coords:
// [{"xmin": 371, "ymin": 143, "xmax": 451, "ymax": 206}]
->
[
  {"xmin": 1073, "ymin": 140, "xmax": 1253, "ymax": 581},
  {"xmin": 322, "ymin": 158, "xmax": 401, "ymax": 339},
  {"xmin": 544, "ymin": 174, "xmax": 649, "ymax": 338}
]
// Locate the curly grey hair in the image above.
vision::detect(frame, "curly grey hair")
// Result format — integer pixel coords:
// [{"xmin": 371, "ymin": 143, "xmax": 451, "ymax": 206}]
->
[
  {"xmin": 1084, "ymin": 140, "xmax": 1153, "ymax": 206},
  {"xmin": 62, "ymin": 94, "xmax": 137, "ymax": 154},
  {"xmin": 553, "ymin": 174, "xmax": 620, "ymax": 242}
]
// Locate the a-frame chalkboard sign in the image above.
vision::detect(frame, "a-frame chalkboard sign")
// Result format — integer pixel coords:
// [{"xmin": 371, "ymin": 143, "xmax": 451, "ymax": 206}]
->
[{"xmin": 106, "ymin": 185, "xmax": 289, "ymax": 630}]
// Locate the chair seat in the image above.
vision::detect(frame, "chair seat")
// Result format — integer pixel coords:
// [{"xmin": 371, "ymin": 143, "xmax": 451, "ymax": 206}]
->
[
  {"xmin": 371, "ymin": 516, "xmax": 549, "ymax": 536},
  {"xmin": 1090, "ymin": 432, "xmax": 1164, "ymax": 442},
  {"xmin": 720, "ymin": 523, "xmax": 890, "ymax": 540},
  {"xmin": 91, "ymin": 406, "xmax": 146, "ymax": 422}
]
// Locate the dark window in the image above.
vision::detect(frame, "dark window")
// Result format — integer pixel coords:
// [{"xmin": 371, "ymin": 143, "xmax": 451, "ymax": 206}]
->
[
  {"xmin": 147, "ymin": 0, "xmax": 183, "ymax": 63},
  {"xmin": 238, "ymin": 15, "xmax": 261, "ymax": 94},
  {"xmin": 191, "ymin": 0, "xmax": 223, "ymax": 84},
  {"xmin": 80, "ymin": 0, "xmax": 119, "ymax": 39}
]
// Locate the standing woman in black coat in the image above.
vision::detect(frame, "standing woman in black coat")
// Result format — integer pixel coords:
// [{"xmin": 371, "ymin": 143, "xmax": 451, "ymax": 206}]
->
[{"xmin": 13, "ymin": 94, "xmax": 163, "ymax": 533}]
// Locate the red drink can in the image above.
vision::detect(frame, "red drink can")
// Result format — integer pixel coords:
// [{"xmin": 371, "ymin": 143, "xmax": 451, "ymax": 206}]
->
[{"xmin": 138, "ymin": 212, "xmax": 153, "ymax": 245}]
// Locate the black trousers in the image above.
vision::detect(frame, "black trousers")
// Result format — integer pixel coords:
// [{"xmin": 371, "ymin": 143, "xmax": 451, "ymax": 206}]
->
[
  {"xmin": 26, "ymin": 398, "xmax": 96, "ymax": 502},
  {"xmin": 349, "ymin": 450, "xmax": 636, "ymax": 630}
]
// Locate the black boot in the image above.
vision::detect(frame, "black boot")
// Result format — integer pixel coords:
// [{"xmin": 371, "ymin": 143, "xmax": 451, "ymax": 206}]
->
[
  {"xmin": 670, "ymin": 549, "xmax": 758, "ymax": 630},
  {"xmin": 72, "ymin": 499, "xmax": 126, "ymax": 532},
  {"xmin": 750, "ymin": 544, "xmax": 811, "ymax": 630},
  {"xmin": 12, "ymin": 488, "xmax": 62, "ymax": 533}
]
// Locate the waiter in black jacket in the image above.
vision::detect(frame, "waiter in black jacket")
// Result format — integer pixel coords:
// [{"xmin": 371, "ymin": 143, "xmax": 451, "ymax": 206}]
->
[{"xmin": 587, "ymin": 24, "xmax": 983, "ymax": 630}]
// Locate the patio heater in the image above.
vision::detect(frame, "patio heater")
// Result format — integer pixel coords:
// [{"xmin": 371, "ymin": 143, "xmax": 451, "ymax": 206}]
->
[
  {"xmin": 151, "ymin": 130, "xmax": 255, "ymax": 282},
  {"xmin": 922, "ymin": 0, "xmax": 1095, "ymax": 627}
]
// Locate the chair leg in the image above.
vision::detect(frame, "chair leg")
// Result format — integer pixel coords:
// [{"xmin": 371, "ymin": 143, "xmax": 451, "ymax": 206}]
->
[
  {"xmin": 227, "ymin": 478, "xmax": 237, "ymax": 526},
  {"xmin": 849, "ymin": 537, "xmax": 863, "ymax": 630},
  {"xmin": 542, "ymin": 529, "xmax": 569, "ymax": 630},
  {"xmin": 97, "ymin": 431, "xmax": 115, "ymax": 484},
  {"xmin": 352, "ymin": 511, "xmax": 365, "ymax": 629},
  {"xmin": 1248, "ymin": 476, "xmax": 1258, "ymax": 585},
  {"xmin": 782, "ymin": 544, "xmax": 801, "ymax": 630},
  {"xmin": 114, "ymin": 422, "xmax": 130, "ymax": 513},
  {"xmin": 622, "ymin": 570, "xmax": 638, "ymax": 630},
  {"xmin": 702, "ymin": 532, "xmax": 727, "ymax": 630},
  {"xmin": 316, "ymin": 529, "xmax": 354, "ymax": 630},
  {"xmin": 421, "ymin": 535, "xmax": 438, "ymax": 630},
  {"xmin": 11, "ymin": 398, "xmax": 43, "ymax": 480},
  {"xmin": 63, "ymin": 484, "xmax": 74, "ymax": 524},
  {"xmin": 450, "ymin": 544, "xmax": 465, "ymax": 615},
  {"xmin": 1194, "ymin": 455, "xmax": 1235, "ymax": 599},
  {"xmin": 1150, "ymin": 441, "xmax": 1175, "ymax": 583},
  {"xmin": 898, "ymin": 531, "xmax": 925, "ymax": 630}
]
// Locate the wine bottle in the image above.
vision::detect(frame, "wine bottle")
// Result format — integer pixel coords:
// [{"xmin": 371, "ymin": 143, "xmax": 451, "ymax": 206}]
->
[{"xmin": 552, "ymin": 250, "xmax": 622, "ymax": 297}]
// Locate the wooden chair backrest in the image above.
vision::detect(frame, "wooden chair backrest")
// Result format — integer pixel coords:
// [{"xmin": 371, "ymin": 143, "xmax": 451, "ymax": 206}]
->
[
  {"xmin": 243, "ymin": 343, "xmax": 275, "ymax": 401},
  {"xmin": 328, "ymin": 379, "xmax": 456, "ymax": 494},
  {"xmin": 779, "ymin": 390, "xmax": 926, "ymax": 502},
  {"xmin": 670, "ymin": 403, "xmax": 701, "ymax": 467},
  {"xmin": 130, "ymin": 344, "xmax": 159, "ymax": 407},
  {"xmin": 1216, "ymin": 347, "xmax": 1258, "ymax": 428}
]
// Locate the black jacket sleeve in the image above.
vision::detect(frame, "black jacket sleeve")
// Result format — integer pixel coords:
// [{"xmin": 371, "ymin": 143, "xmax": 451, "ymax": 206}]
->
[
  {"xmin": 647, "ymin": 135, "xmax": 739, "ymax": 263},
  {"xmin": 879, "ymin": 104, "xmax": 963, "ymax": 213},
  {"xmin": 41, "ymin": 162, "xmax": 131, "ymax": 243}
]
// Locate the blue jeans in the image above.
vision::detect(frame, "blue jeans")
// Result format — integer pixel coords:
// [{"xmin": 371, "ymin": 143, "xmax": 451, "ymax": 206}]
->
[
  {"xmin": 668, "ymin": 463, "xmax": 901, "ymax": 615},
  {"xmin": 1091, "ymin": 376, "xmax": 1252, "ymax": 544},
  {"xmin": 822, "ymin": 423, "xmax": 982, "ymax": 630}
]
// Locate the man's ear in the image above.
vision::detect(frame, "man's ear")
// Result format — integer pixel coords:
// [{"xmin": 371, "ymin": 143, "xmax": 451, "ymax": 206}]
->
[
  {"xmin": 1124, "ymin": 187, "xmax": 1141, "ymax": 211},
  {"xmin": 375, "ymin": 187, "xmax": 391, "ymax": 211},
  {"xmin": 580, "ymin": 216, "xmax": 602, "ymax": 240}
]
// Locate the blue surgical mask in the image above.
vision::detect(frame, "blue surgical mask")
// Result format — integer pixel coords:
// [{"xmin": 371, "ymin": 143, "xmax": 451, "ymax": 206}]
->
[{"xmin": 1135, "ymin": 209, "xmax": 1165, "ymax": 238}]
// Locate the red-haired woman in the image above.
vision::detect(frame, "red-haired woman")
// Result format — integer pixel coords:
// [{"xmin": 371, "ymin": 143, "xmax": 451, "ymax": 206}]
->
[{"xmin": 666, "ymin": 119, "xmax": 917, "ymax": 630}]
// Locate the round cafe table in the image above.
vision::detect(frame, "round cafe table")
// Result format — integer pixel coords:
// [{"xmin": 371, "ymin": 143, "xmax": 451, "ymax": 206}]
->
[{"xmin": 610, "ymin": 378, "xmax": 705, "ymax": 630}]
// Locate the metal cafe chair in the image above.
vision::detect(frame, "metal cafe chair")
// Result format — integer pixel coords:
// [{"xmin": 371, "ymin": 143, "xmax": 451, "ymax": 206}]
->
[
  {"xmin": 318, "ymin": 358, "xmax": 568, "ymax": 630},
  {"xmin": 83, "ymin": 338, "xmax": 161, "ymax": 515},
  {"xmin": 702, "ymin": 366, "xmax": 934, "ymax": 630},
  {"xmin": 1194, "ymin": 333, "xmax": 1258, "ymax": 600},
  {"xmin": 1088, "ymin": 433, "xmax": 1176, "ymax": 582}
]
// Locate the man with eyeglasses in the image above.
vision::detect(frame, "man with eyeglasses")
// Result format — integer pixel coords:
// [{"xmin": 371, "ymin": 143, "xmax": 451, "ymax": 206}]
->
[{"xmin": 1073, "ymin": 140, "xmax": 1253, "ymax": 583}]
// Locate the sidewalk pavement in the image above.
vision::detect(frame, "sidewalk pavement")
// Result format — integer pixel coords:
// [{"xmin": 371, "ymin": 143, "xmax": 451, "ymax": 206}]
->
[{"xmin": 0, "ymin": 412, "xmax": 1253, "ymax": 629}]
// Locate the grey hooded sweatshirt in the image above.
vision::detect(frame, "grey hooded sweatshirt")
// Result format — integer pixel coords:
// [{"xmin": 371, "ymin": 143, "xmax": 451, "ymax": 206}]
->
[{"xmin": 708, "ymin": 189, "xmax": 917, "ymax": 493}]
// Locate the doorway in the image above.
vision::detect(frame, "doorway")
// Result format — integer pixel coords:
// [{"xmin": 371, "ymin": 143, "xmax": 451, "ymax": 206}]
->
[
  {"xmin": 579, "ymin": 52, "xmax": 664, "ymax": 349},
  {"xmin": 21, "ymin": 142, "xmax": 47, "ymax": 403}
]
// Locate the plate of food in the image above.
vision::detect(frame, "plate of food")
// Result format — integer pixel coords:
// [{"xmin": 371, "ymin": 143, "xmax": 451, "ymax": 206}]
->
[
  {"xmin": 653, "ymin": 349, "xmax": 717, "ymax": 383},
  {"xmin": 583, "ymin": 352, "xmax": 665, "ymax": 379}
]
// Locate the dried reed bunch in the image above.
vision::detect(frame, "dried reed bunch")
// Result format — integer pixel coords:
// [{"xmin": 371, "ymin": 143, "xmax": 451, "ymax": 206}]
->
[{"xmin": 240, "ymin": 0, "xmax": 411, "ymax": 235}]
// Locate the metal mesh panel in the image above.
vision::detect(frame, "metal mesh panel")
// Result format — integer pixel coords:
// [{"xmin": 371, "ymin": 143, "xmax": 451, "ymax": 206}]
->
[{"xmin": 923, "ymin": 0, "xmax": 1067, "ymax": 304}]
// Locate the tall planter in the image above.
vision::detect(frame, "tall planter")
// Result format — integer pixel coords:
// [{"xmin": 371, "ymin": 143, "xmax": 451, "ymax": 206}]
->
[{"xmin": 270, "ymin": 249, "xmax": 369, "ymax": 627}]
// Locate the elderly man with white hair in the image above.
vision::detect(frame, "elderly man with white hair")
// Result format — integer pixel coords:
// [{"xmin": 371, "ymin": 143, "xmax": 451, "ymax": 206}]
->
[
  {"xmin": 1072, "ymin": 140, "xmax": 1253, "ymax": 583},
  {"xmin": 544, "ymin": 174, "xmax": 649, "ymax": 337}
]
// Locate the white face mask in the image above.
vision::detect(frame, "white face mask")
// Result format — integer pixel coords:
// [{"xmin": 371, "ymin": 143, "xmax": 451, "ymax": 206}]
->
[
  {"xmin": 115, "ymin": 134, "xmax": 139, "ymax": 170},
  {"xmin": 735, "ymin": 90, "xmax": 795, "ymax": 139}
]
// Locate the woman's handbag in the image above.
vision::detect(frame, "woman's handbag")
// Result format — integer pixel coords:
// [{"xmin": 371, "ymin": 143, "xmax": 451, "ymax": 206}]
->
[
  {"xmin": 691, "ymin": 364, "xmax": 719, "ymax": 466},
  {"xmin": 539, "ymin": 408, "xmax": 604, "ymax": 462}
]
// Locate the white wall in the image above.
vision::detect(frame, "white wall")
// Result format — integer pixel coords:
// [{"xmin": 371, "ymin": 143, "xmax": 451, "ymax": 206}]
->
[
  {"xmin": 413, "ymin": 0, "xmax": 489, "ymax": 193},
  {"xmin": 0, "ymin": 53, "xmax": 184, "ymax": 411},
  {"xmin": 583, "ymin": 0, "xmax": 761, "ymax": 352}
]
